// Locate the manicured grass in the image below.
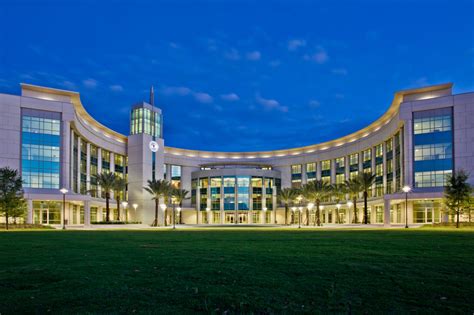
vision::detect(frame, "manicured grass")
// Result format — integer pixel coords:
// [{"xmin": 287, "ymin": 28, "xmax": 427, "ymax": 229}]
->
[{"xmin": 0, "ymin": 228, "xmax": 473, "ymax": 314}]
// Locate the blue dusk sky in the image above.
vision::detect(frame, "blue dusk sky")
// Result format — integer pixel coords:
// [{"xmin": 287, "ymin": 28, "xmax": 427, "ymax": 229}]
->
[{"xmin": 0, "ymin": 0, "xmax": 473, "ymax": 152}]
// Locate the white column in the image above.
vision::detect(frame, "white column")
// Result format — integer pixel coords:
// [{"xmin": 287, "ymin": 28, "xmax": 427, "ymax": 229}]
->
[
  {"xmin": 383, "ymin": 198, "xmax": 391, "ymax": 227},
  {"xmin": 86, "ymin": 143, "xmax": 91, "ymax": 195},
  {"xmin": 77, "ymin": 137, "xmax": 81, "ymax": 193},
  {"xmin": 26, "ymin": 199, "xmax": 33, "ymax": 224},
  {"xmin": 316, "ymin": 161, "xmax": 322, "ymax": 180},
  {"xmin": 61, "ymin": 121, "xmax": 71, "ymax": 190},
  {"xmin": 330, "ymin": 159, "xmax": 336, "ymax": 185},
  {"xmin": 382, "ymin": 141, "xmax": 387, "ymax": 194},
  {"xmin": 84, "ymin": 200, "xmax": 91, "ymax": 226},
  {"xmin": 97, "ymin": 148, "xmax": 102, "ymax": 197},
  {"xmin": 70, "ymin": 129, "xmax": 75, "ymax": 191}
]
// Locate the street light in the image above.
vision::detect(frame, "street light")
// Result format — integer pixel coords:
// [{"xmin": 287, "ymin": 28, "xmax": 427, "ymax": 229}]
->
[
  {"xmin": 121, "ymin": 201, "xmax": 128, "ymax": 222},
  {"xmin": 347, "ymin": 201, "xmax": 353, "ymax": 224},
  {"xmin": 177, "ymin": 207, "xmax": 182, "ymax": 225},
  {"xmin": 59, "ymin": 188, "xmax": 68, "ymax": 230},
  {"xmin": 402, "ymin": 185, "xmax": 411, "ymax": 228}
]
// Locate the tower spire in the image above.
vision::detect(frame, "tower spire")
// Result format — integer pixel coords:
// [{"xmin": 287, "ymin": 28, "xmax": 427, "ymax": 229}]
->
[{"xmin": 150, "ymin": 85, "xmax": 155, "ymax": 106}]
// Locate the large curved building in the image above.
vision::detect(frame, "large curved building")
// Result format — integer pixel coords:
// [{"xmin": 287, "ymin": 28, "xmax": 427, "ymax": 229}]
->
[{"xmin": 0, "ymin": 83, "xmax": 473, "ymax": 226}]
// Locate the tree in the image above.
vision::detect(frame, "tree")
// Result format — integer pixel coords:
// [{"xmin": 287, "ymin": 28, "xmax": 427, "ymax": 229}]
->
[
  {"xmin": 357, "ymin": 172, "xmax": 376, "ymax": 224},
  {"xmin": 144, "ymin": 179, "xmax": 171, "ymax": 226},
  {"xmin": 329, "ymin": 183, "xmax": 346, "ymax": 224},
  {"xmin": 95, "ymin": 172, "xmax": 116, "ymax": 222},
  {"xmin": 113, "ymin": 177, "xmax": 127, "ymax": 221},
  {"xmin": 10, "ymin": 197, "xmax": 27, "ymax": 224},
  {"xmin": 0, "ymin": 167, "xmax": 24, "ymax": 230},
  {"xmin": 345, "ymin": 178, "xmax": 362, "ymax": 223},
  {"xmin": 304, "ymin": 180, "xmax": 330, "ymax": 226},
  {"xmin": 278, "ymin": 188, "xmax": 299, "ymax": 225},
  {"xmin": 444, "ymin": 170, "xmax": 472, "ymax": 228},
  {"xmin": 171, "ymin": 189, "xmax": 190, "ymax": 224}
]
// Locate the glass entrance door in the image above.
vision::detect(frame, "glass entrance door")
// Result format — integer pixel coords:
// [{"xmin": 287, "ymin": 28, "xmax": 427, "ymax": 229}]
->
[{"xmin": 225, "ymin": 213, "xmax": 234, "ymax": 224}]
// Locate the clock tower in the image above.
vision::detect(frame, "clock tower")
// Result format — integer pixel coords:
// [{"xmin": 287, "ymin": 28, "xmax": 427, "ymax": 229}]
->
[{"xmin": 127, "ymin": 89, "xmax": 165, "ymax": 225}]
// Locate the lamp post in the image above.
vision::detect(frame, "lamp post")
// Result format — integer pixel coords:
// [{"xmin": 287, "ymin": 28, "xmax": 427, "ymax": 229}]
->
[
  {"xmin": 206, "ymin": 207, "xmax": 210, "ymax": 224},
  {"xmin": 160, "ymin": 203, "xmax": 166, "ymax": 226},
  {"xmin": 336, "ymin": 203, "xmax": 341, "ymax": 224},
  {"xmin": 121, "ymin": 201, "xmax": 128, "ymax": 222},
  {"xmin": 132, "ymin": 203, "xmax": 138, "ymax": 220},
  {"xmin": 177, "ymin": 207, "xmax": 182, "ymax": 225},
  {"xmin": 347, "ymin": 201, "xmax": 353, "ymax": 224},
  {"xmin": 59, "ymin": 188, "xmax": 68, "ymax": 230},
  {"xmin": 298, "ymin": 206, "xmax": 303, "ymax": 228},
  {"xmin": 402, "ymin": 185, "xmax": 411, "ymax": 228}
]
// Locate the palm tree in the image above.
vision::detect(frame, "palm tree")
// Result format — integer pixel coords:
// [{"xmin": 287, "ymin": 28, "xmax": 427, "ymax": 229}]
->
[
  {"xmin": 444, "ymin": 170, "xmax": 472, "ymax": 228},
  {"xmin": 301, "ymin": 185, "xmax": 313, "ymax": 225},
  {"xmin": 345, "ymin": 178, "xmax": 362, "ymax": 223},
  {"xmin": 113, "ymin": 177, "xmax": 127, "ymax": 221},
  {"xmin": 144, "ymin": 179, "xmax": 171, "ymax": 226},
  {"xmin": 278, "ymin": 188, "xmax": 298, "ymax": 225},
  {"xmin": 305, "ymin": 180, "xmax": 330, "ymax": 226},
  {"xmin": 171, "ymin": 189, "xmax": 190, "ymax": 224},
  {"xmin": 330, "ymin": 183, "xmax": 346, "ymax": 223},
  {"xmin": 357, "ymin": 172, "xmax": 376, "ymax": 224},
  {"xmin": 95, "ymin": 172, "xmax": 116, "ymax": 222}
]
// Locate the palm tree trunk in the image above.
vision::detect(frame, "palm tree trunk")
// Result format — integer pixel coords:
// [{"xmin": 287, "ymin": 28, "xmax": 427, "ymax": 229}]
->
[
  {"xmin": 353, "ymin": 196, "xmax": 358, "ymax": 223},
  {"xmin": 306, "ymin": 208, "xmax": 309, "ymax": 226},
  {"xmin": 105, "ymin": 193, "xmax": 110, "ymax": 222},
  {"xmin": 363, "ymin": 191, "xmax": 368, "ymax": 224},
  {"xmin": 316, "ymin": 200, "xmax": 321, "ymax": 226},
  {"xmin": 285, "ymin": 204, "xmax": 288, "ymax": 225},
  {"xmin": 456, "ymin": 208, "xmax": 460, "ymax": 228},
  {"xmin": 154, "ymin": 199, "xmax": 159, "ymax": 226},
  {"xmin": 116, "ymin": 197, "xmax": 121, "ymax": 221}
]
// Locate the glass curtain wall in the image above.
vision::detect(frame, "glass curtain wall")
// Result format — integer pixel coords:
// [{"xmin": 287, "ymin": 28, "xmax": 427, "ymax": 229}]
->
[{"xmin": 21, "ymin": 109, "xmax": 61, "ymax": 189}]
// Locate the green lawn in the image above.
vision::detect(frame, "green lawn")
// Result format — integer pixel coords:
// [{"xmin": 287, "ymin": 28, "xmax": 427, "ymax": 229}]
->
[{"xmin": 0, "ymin": 228, "xmax": 473, "ymax": 314}]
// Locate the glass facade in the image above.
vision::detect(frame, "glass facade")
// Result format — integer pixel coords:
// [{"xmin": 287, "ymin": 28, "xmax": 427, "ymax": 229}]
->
[
  {"xmin": 21, "ymin": 109, "xmax": 61, "ymax": 189},
  {"xmin": 237, "ymin": 176, "xmax": 250, "ymax": 210},
  {"xmin": 413, "ymin": 108, "xmax": 453, "ymax": 188},
  {"xmin": 306, "ymin": 163, "xmax": 316, "ymax": 181},
  {"xmin": 33, "ymin": 201, "xmax": 61, "ymax": 224},
  {"xmin": 291, "ymin": 164, "xmax": 302, "ymax": 187},
  {"xmin": 171, "ymin": 165, "xmax": 181, "ymax": 188},
  {"xmin": 130, "ymin": 107, "xmax": 162, "ymax": 138}
]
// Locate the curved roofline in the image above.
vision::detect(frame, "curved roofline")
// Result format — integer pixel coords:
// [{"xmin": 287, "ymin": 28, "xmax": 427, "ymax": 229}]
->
[
  {"xmin": 21, "ymin": 83, "xmax": 128, "ymax": 143},
  {"xmin": 20, "ymin": 82, "xmax": 453, "ymax": 158},
  {"xmin": 165, "ymin": 83, "xmax": 453, "ymax": 158}
]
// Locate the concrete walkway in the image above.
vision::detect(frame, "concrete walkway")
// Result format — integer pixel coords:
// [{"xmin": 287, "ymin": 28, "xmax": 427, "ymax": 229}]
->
[{"xmin": 56, "ymin": 223, "xmax": 423, "ymax": 230}]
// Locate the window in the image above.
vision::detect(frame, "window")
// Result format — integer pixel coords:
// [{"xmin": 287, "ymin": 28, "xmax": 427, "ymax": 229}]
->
[
  {"xmin": 223, "ymin": 176, "xmax": 235, "ymax": 210},
  {"xmin": 251, "ymin": 177, "xmax": 263, "ymax": 210},
  {"xmin": 414, "ymin": 143, "xmax": 452, "ymax": 161},
  {"xmin": 291, "ymin": 164, "xmax": 302, "ymax": 187},
  {"xmin": 415, "ymin": 170, "xmax": 452, "ymax": 188},
  {"xmin": 171, "ymin": 165, "xmax": 181, "ymax": 188},
  {"xmin": 210, "ymin": 177, "xmax": 221, "ymax": 210},
  {"xmin": 414, "ymin": 115, "xmax": 451, "ymax": 134},
  {"xmin": 130, "ymin": 107, "xmax": 162, "ymax": 138},
  {"xmin": 237, "ymin": 176, "xmax": 250, "ymax": 210},
  {"xmin": 21, "ymin": 110, "xmax": 61, "ymax": 189},
  {"xmin": 349, "ymin": 153, "xmax": 358, "ymax": 166},
  {"xmin": 306, "ymin": 163, "xmax": 316, "ymax": 180}
]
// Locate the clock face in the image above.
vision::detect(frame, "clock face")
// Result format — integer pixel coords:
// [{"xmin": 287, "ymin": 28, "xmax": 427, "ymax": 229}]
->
[{"xmin": 149, "ymin": 141, "xmax": 159, "ymax": 152}]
